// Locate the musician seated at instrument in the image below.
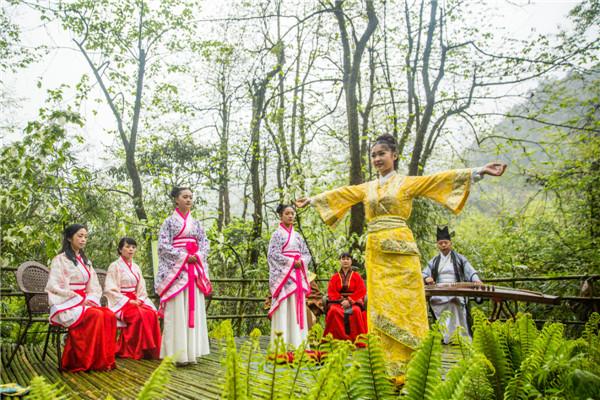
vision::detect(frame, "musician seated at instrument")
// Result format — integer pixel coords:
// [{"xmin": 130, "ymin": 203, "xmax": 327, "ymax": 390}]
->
[
  {"xmin": 323, "ymin": 252, "xmax": 368, "ymax": 344},
  {"xmin": 422, "ymin": 226, "xmax": 481, "ymax": 344}
]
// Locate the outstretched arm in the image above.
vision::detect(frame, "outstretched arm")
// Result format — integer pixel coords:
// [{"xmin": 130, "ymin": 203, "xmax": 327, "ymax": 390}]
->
[{"xmin": 295, "ymin": 183, "xmax": 367, "ymax": 227}]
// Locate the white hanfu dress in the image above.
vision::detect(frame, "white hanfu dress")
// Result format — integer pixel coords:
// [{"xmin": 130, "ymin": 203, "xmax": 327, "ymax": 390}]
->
[
  {"xmin": 155, "ymin": 209, "xmax": 212, "ymax": 363},
  {"xmin": 268, "ymin": 223, "xmax": 312, "ymax": 348}
]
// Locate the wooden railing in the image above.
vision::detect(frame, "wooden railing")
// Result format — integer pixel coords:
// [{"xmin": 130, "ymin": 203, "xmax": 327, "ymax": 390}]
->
[{"xmin": 1, "ymin": 264, "xmax": 598, "ymax": 331}]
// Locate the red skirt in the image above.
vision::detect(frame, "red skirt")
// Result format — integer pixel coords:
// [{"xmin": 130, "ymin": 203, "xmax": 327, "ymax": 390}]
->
[
  {"xmin": 324, "ymin": 304, "xmax": 368, "ymax": 343},
  {"xmin": 116, "ymin": 302, "xmax": 161, "ymax": 359},
  {"xmin": 62, "ymin": 307, "xmax": 117, "ymax": 372}
]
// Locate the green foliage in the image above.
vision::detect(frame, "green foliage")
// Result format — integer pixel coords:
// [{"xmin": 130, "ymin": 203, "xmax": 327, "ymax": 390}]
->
[
  {"xmin": 471, "ymin": 309, "xmax": 511, "ymax": 399},
  {"xmin": 307, "ymin": 341, "xmax": 353, "ymax": 400},
  {"xmin": 404, "ymin": 321, "xmax": 443, "ymax": 400},
  {"xmin": 135, "ymin": 356, "xmax": 175, "ymax": 400},
  {"xmin": 214, "ymin": 320, "xmax": 246, "ymax": 400},
  {"xmin": 25, "ymin": 376, "xmax": 67, "ymax": 400},
  {"xmin": 349, "ymin": 334, "xmax": 395, "ymax": 400}
]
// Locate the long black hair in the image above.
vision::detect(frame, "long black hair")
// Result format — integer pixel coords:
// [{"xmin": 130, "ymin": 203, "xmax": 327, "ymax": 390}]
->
[
  {"xmin": 60, "ymin": 224, "xmax": 89, "ymax": 266},
  {"xmin": 372, "ymin": 133, "xmax": 399, "ymax": 170}
]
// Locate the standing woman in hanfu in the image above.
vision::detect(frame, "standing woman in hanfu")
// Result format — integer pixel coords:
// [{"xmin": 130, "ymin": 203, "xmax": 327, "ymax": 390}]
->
[
  {"xmin": 45, "ymin": 224, "xmax": 117, "ymax": 372},
  {"xmin": 268, "ymin": 204, "xmax": 312, "ymax": 348},
  {"xmin": 155, "ymin": 187, "xmax": 212, "ymax": 364},
  {"xmin": 104, "ymin": 237, "xmax": 161, "ymax": 359},
  {"xmin": 296, "ymin": 134, "xmax": 507, "ymax": 376}
]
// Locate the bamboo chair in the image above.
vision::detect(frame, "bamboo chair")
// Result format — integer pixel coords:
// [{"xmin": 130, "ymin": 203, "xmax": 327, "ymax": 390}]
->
[{"xmin": 6, "ymin": 261, "xmax": 66, "ymax": 370}]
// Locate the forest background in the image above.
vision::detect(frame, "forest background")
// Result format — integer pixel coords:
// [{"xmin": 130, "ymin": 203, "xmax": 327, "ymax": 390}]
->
[{"xmin": 1, "ymin": 0, "xmax": 598, "ymax": 336}]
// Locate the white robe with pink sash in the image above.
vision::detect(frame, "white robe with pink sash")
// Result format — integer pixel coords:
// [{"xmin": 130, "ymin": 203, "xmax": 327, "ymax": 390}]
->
[
  {"xmin": 46, "ymin": 253, "xmax": 102, "ymax": 328},
  {"xmin": 268, "ymin": 223, "xmax": 312, "ymax": 347},
  {"xmin": 155, "ymin": 209, "xmax": 212, "ymax": 363}
]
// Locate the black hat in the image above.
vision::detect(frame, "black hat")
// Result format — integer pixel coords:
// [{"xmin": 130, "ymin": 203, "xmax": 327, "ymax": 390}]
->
[{"xmin": 436, "ymin": 226, "xmax": 452, "ymax": 241}]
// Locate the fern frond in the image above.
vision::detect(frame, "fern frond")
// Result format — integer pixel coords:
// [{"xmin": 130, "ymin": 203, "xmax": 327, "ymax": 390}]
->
[
  {"xmin": 403, "ymin": 322, "xmax": 443, "ymax": 400},
  {"xmin": 307, "ymin": 340, "xmax": 352, "ymax": 400},
  {"xmin": 216, "ymin": 320, "xmax": 246, "ymax": 400},
  {"xmin": 431, "ymin": 360, "xmax": 470, "ymax": 400},
  {"xmin": 240, "ymin": 328, "xmax": 262, "ymax": 399},
  {"xmin": 564, "ymin": 368, "xmax": 600, "ymax": 400},
  {"xmin": 136, "ymin": 357, "xmax": 175, "ymax": 400},
  {"xmin": 456, "ymin": 355, "xmax": 495, "ymax": 400},
  {"xmin": 582, "ymin": 312, "xmax": 600, "ymax": 367},
  {"xmin": 449, "ymin": 326, "xmax": 473, "ymax": 360},
  {"xmin": 504, "ymin": 322, "xmax": 564, "ymax": 400},
  {"xmin": 471, "ymin": 308, "xmax": 510, "ymax": 400},
  {"xmin": 25, "ymin": 376, "xmax": 67, "ymax": 400},
  {"xmin": 349, "ymin": 333, "xmax": 396, "ymax": 400},
  {"xmin": 309, "ymin": 322, "xmax": 325, "ymax": 348},
  {"xmin": 513, "ymin": 313, "xmax": 538, "ymax": 365},
  {"xmin": 283, "ymin": 340, "xmax": 314, "ymax": 399}
]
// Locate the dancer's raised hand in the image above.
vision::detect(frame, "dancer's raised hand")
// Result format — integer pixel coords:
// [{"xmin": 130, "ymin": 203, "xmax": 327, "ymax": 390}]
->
[
  {"xmin": 482, "ymin": 162, "xmax": 507, "ymax": 177},
  {"xmin": 295, "ymin": 198, "xmax": 310, "ymax": 208}
]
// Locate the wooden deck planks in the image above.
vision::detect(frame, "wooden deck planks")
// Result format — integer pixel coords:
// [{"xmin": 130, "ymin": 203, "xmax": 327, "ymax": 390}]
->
[{"xmin": 1, "ymin": 337, "xmax": 462, "ymax": 399}]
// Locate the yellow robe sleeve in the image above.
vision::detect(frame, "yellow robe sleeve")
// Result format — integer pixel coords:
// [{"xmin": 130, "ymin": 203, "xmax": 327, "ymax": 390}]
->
[
  {"xmin": 404, "ymin": 168, "xmax": 472, "ymax": 214},
  {"xmin": 311, "ymin": 183, "xmax": 367, "ymax": 226}
]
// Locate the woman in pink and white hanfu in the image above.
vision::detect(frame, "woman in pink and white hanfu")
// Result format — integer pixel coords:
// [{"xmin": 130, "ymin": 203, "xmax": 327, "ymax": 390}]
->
[
  {"xmin": 155, "ymin": 187, "xmax": 212, "ymax": 364},
  {"xmin": 268, "ymin": 204, "xmax": 312, "ymax": 348},
  {"xmin": 104, "ymin": 237, "xmax": 161, "ymax": 360},
  {"xmin": 45, "ymin": 224, "xmax": 117, "ymax": 372}
]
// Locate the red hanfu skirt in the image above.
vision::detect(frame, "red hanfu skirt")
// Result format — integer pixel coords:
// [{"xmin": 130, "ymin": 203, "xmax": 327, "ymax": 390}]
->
[
  {"xmin": 324, "ymin": 304, "xmax": 368, "ymax": 344},
  {"xmin": 116, "ymin": 302, "xmax": 161, "ymax": 359},
  {"xmin": 62, "ymin": 307, "xmax": 117, "ymax": 372}
]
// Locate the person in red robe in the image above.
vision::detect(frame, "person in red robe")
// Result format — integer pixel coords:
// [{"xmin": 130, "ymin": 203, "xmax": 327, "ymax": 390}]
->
[
  {"xmin": 45, "ymin": 224, "xmax": 117, "ymax": 372},
  {"xmin": 323, "ymin": 252, "xmax": 368, "ymax": 344},
  {"xmin": 104, "ymin": 237, "xmax": 161, "ymax": 359}
]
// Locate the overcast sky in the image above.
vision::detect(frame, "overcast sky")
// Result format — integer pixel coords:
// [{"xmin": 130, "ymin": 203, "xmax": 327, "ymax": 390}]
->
[{"xmin": 1, "ymin": 0, "xmax": 580, "ymax": 159}]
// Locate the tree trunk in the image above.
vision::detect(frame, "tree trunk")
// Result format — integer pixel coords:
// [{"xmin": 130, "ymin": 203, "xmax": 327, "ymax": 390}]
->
[
  {"xmin": 333, "ymin": 0, "xmax": 379, "ymax": 240},
  {"xmin": 248, "ymin": 62, "xmax": 282, "ymax": 264}
]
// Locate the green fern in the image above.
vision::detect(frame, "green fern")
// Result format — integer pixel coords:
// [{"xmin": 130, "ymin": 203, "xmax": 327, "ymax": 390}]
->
[
  {"xmin": 241, "ymin": 328, "xmax": 262, "ymax": 399},
  {"xmin": 403, "ymin": 322, "xmax": 443, "ymax": 400},
  {"xmin": 504, "ymin": 322, "xmax": 564, "ymax": 400},
  {"xmin": 136, "ymin": 356, "xmax": 175, "ymax": 400},
  {"xmin": 512, "ymin": 313, "xmax": 538, "ymax": 363},
  {"xmin": 348, "ymin": 333, "xmax": 396, "ymax": 400},
  {"xmin": 492, "ymin": 319, "xmax": 516, "ymax": 374},
  {"xmin": 449, "ymin": 326, "xmax": 473, "ymax": 360},
  {"xmin": 431, "ymin": 360, "xmax": 471, "ymax": 400},
  {"xmin": 564, "ymin": 368, "xmax": 600, "ymax": 399},
  {"xmin": 581, "ymin": 312, "xmax": 600, "ymax": 368},
  {"xmin": 25, "ymin": 376, "xmax": 67, "ymax": 400},
  {"xmin": 455, "ymin": 355, "xmax": 495, "ymax": 400},
  {"xmin": 217, "ymin": 320, "xmax": 246, "ymax": 400},
  {"xmin": 471, "ymin": 309, "xmax": 510, "ymax": 400},
  {"xmin": 284, "ymin": 340, "xmax": 315, "ymax": 399},
  {"xmin": 307, "ymin": 340, "xmax": 353, "ymax": 400}
]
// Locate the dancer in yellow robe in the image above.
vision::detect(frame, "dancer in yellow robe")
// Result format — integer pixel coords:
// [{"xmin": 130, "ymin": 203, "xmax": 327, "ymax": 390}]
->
[{"xmin": 296, "ymin": 134, "xmax": 506, "ymax": 376}]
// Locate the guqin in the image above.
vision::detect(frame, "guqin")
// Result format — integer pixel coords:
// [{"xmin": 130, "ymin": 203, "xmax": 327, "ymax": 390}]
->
[{"xmin": 425, "ymin": 282, "xmax": 560, "ymax": 320}]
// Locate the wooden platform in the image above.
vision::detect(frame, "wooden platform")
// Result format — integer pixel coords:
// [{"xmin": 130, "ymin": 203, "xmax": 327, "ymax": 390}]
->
[{"xmin": 1, "ymin": 337, "xmax": 461, "ymax": 399}]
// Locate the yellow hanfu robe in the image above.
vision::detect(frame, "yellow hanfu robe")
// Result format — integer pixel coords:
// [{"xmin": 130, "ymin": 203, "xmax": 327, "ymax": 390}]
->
[{"xmin": 312, "ymin": 169, "xmax": 472, "ymax": 374}]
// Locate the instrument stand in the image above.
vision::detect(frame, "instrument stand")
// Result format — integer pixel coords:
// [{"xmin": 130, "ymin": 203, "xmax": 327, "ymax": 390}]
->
[{"xmin": 490, "ymin": 299, "xmax": 516, "ymax": 321}]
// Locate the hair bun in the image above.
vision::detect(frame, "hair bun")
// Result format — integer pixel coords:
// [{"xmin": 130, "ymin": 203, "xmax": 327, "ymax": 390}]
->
[{"xmin": 375, "ymin": 133, "xmax": 397, "ymax": 147}]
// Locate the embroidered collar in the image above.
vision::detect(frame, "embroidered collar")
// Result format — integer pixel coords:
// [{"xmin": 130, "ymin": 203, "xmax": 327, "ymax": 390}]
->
[{"xmin": 379, "ymin": 170, "xmax": 397, "ymax": 186}]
